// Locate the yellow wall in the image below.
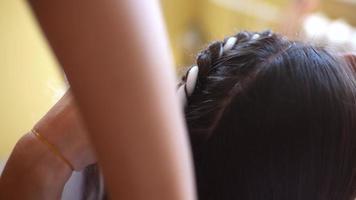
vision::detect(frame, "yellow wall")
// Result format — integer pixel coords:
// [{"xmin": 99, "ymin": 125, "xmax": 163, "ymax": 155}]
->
[
  {"xmin": 161, "ymin": 0, "xmax": 196, "ymax": 67},
  {"xmin": 0, "ymin": 0, "xmax": 189, "ymax": 158},
  {"xmin": 0, "ymin": 0, "xmax": 194, "ymax": 159},
  {"xmin": 162, "ymin": 0, "xmax": 289, "ymax": 66},
  {"xmin": 0, "ymin": 0, "xmax": 65, "ymax": 159}
]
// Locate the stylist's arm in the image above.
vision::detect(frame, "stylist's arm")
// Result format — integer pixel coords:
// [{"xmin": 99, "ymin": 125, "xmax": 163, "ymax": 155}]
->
[
  {"xmin": 0, "ymin": 91, "xmax": 96, "ymax": 199},
  {"xmin": 27, "ymin": 0, "xmax": 196, "ymax": 200}
]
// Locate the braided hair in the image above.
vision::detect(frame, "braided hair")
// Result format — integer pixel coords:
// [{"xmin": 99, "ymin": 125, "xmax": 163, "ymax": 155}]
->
[
  {"xmin": 182, "ymin": 30, "xmax": 356, "ymax": 200},
  {"xmin": 84, "ymin": 30, "xmax": 356, "ymax": 200},
  {"xmin": 184, "ymin": 30, "xmax": 291, "ymax": 144}
]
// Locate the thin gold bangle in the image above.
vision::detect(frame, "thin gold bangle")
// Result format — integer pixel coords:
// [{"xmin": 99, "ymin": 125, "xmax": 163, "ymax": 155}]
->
[{"xmin": 31, "ymin": 129, "xmax": 74, "ymax": 171}]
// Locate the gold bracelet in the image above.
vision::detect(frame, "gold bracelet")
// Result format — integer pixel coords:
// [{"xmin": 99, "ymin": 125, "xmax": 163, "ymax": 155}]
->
[{"xmin": 31, "ymin": 129, "xmax": 74, "ymax": 171}]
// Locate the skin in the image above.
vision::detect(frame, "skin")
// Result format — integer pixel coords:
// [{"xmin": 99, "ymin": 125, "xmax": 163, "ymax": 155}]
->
[
  {"xmin": 0, "ymin": 0, "xmax": 196, "ymax": 199},
  {"xmin": 33, "ymin": 91, "xmax": 96, "ymax": 171},
  {"xmin": 0, "ymin": 133, "xmax": 71, "ymax": 200},
  {"xmin": 0, "ymin": 91, "xmax": 92, "ymax": 199}
]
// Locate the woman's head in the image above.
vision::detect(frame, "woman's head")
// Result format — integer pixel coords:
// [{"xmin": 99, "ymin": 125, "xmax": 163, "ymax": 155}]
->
[
  {"xmin": 183, "ymin": 30, "xmax": 356, "ymax": 200},
  {"xmin": 84, "ymin": 30, "xmax": 356, "ymax": 200}
]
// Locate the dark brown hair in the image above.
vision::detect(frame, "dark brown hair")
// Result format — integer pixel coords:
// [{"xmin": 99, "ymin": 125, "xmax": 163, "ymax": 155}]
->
[{"xmin": 84, "ymin": 30, "xmax": 356, "ymax": 200}]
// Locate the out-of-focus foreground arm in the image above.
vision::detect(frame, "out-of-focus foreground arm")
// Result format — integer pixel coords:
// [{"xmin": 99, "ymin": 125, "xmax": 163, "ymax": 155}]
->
[{"xmin": 27, "ymin": 0, "xmax": 196, "ymax": 199}]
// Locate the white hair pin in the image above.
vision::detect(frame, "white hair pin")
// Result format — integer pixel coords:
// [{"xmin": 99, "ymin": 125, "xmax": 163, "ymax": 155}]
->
[
  {"xmin": 177, "ymin": 66, "xmax": 199, "ymax": 107},
  {"xmin": 252, "ymin": 33, "xmax": 260, "ymax": 40},
  {"xmin": 223, "ymin": 37, "xmax": 237, "ymax": 52},
  {"xmin": 178, "ymin": 33, "xmax": 262, "ymax": 107}
]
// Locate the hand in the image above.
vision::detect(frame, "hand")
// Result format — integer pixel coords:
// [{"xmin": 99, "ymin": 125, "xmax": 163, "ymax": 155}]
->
[
  {"xmin": 0, "ymin": 90, "xmax": 94, "ymax": 199},
  {"xmin": 34, "ymin": 90, "xmax": 96, "ymax": 171}
]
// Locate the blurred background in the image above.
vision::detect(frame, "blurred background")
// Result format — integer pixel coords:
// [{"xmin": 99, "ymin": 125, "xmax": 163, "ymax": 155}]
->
[{"xmin": 1, "ymin": 0, "xmax": 356, "ymax": 160}]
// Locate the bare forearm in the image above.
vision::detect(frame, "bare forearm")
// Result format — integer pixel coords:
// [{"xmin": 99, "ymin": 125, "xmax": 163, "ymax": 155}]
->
[
  {"xmin": 0, "ymin": 133, "xmax": 71, "ymax": 200},
  {"xmin": 27, "ymin": 0, "xmax": 196, "ymax": 199}
]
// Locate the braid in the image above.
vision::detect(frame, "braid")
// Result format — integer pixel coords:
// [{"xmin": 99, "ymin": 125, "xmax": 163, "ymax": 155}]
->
[
  {"xmin": 185, "ymin": 30, "xmax": 291, "ymax": 145},
  {"xmin": 181, "ymin": 30, "xmax": 274, "ymax": 89},
  {"xmin": 195, "ymin": 30, "xmax": 274, "ymax": 83},
  {"xmin": 183, "ymin": 30, "xmax": 356, "ymax": 200}
]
